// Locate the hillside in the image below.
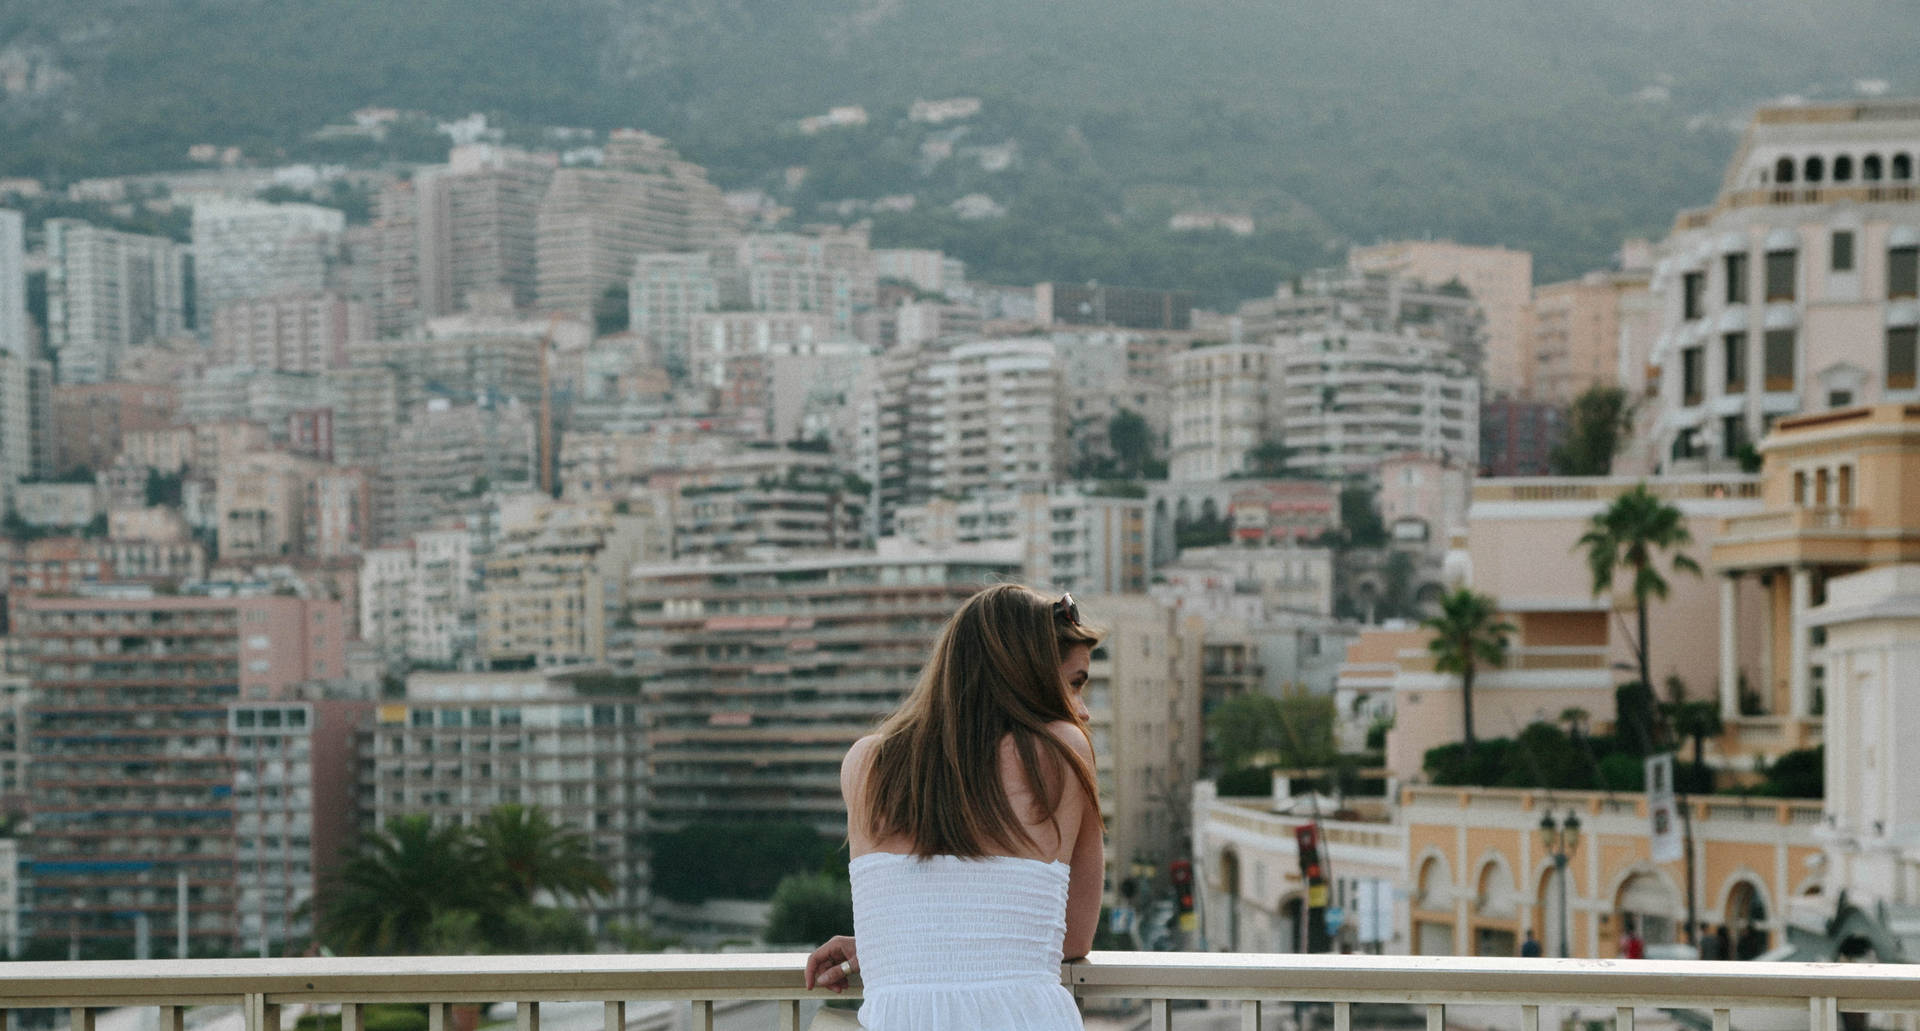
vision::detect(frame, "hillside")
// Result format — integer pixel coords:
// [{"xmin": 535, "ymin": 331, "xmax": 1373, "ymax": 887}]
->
[{"xmin": 3, "ymin": 0, "xmax": 1918, "ymax": 298}]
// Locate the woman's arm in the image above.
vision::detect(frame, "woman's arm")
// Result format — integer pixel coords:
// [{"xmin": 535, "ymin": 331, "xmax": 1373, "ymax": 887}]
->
[{"xmin": 1051, "ymin": 722, "xmax": 1104, "ymax": 960}]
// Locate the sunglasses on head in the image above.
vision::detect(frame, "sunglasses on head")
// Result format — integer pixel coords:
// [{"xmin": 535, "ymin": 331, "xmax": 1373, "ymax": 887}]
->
[{"xmin": 1053, "ymin": 593, "xmax": 1080, "ymax": 625}]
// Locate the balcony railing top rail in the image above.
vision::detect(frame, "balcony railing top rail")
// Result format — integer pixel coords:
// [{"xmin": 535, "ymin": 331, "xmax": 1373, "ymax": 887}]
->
[{"xmin": 3, "ymin": 953, "xmax": 1920, "ymax": 1031}]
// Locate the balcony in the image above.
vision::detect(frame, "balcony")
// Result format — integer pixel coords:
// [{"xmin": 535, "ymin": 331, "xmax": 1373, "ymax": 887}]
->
[
  {"xmin": 2, "ymin": 953, "xmax": 1918, "ymax": 1031},
  {"xmin": 1714, "ymin": 506, "xmax": 1920, "ymax": 571}
]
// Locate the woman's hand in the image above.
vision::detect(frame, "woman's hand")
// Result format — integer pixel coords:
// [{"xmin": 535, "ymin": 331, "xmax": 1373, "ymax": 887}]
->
[{"xmin": 804, "ymin": 934, "xmax": 859, "ymax": 993}]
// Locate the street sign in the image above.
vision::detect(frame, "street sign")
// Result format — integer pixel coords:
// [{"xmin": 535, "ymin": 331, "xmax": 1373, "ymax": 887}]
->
[{"xmin": 1325, "ymin": 906, "xmax": 1345, "ymax": 934}]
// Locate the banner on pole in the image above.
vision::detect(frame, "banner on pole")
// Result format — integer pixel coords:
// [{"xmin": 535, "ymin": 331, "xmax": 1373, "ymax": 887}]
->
[{"xmin": 1646, "ymin": 752, "xmax": 1682, "ymax": 862}]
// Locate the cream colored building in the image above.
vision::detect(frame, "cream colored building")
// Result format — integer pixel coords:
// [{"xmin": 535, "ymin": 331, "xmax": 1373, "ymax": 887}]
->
[
  {"xmin": 1350, "ymin": 240, "xmax": 1534, "ymax": 399},
  {"xmin": 1710, "ymin": 404, "xmax": 1920, "ymax": 759},
  {"xmin": 479, "ymin": 497, "xmax": 668, "ymax": 669},
  {"xmin": 1066, "ymin": 594, "xmax": 1206, "ymax": 890},
  {"xmin": 1647, "ymin": 100, "xmax": 1920, "ymax": 472},
  {"xmin": 1168, "ymin": 343, "xmax": 1283, "ymax": 481},
  {"xmin": 1527, "ymin": 267, "xmax": 1650, "ymax": 404},
  {"xmin": 893, "ymin": 485, "xmax": 1150, "ymax": 594}
]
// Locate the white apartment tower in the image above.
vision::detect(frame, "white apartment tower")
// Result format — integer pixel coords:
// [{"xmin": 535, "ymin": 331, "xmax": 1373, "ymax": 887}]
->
[
  {"xmin": 1648, "ymin": 100, "xmax": 1920, "ymax": 470},
  {"xmin": 190, "ymin": 200, "xmax": 345, "ymax": 323},
  {"xmin": 45, "ymin": 219, "xmax": 188, "ymax": 383},
  {"xmin": 1168, "ymin": 343, "xmax": 1285, "ymax": 481},
  {"xmin": 0, "ymin": 210, "xmax": 25, "ymax": 359}
]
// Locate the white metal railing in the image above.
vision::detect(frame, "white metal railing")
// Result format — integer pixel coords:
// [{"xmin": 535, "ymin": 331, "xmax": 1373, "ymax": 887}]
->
[{"xmin": 2, "ymin": 954, "xmax": 1919, "ymax": 1031}]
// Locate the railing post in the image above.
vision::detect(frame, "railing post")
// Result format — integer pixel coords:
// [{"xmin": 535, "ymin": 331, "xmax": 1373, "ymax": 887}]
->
[
  {"xmin": 1812, "ymin": 997, "xmax": 1840, "ymax": 1031},
  {"xmin": 602, "ymin": 1002, "xmax": 624, "ymax": 1031},
  {"xmin": 1616, "ymin": 1006, "xmax": 1634, "ymax": 1031},
  {"xmin": 159, "ymin": 1007, "xmax": 185, "ymax": 1031},
  {"xmin": 1151, "ymin": 999, "xmax": 1172, "ymax": 1031},
  {"xmin": 71, "ymin": 1010, "xmax": 94, "ymax": 1031},
  {"xmin": 242, "ymin": 995, "xmax": 278, "ymax": 1031},
  {"xmin": 687, "ymin": 1001, "xmax": 713, "ymax": 1031},
  {"xmin": 1335, "ymin": 1001, "xmax": 1352, "ymax": 1031},
  {"xmin": 341, "ymin": 1004, "xmax": 364, "ymax": 1031},
  {"xmin": 1522, "ymin": 1005, "xmax": 1540, "ymax": 1031},
  {"xmin": 776, "ymin": 1000, "xmax": 801, "ymax": 1031},
  {"xmin": 426, "ymin": 1004, "xmax": 447, "ymax": 1031},
  {"xmin": 1427, "ymin": 1004, "xmax": 1445, "ymax": 1031},
  {"xmin": 515, "ymin": 1002, "xmax": 539, "ymax": 1031},
  {"xmin": 1242, "ymin": 1000, "xmax": 1263, "ymax": 1031}
]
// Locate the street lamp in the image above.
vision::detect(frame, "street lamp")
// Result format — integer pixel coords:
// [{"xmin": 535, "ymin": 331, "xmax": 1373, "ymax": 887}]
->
[{"xmin": 1538, "ymin": 810, "xmax": 1582, "ymax": 958}]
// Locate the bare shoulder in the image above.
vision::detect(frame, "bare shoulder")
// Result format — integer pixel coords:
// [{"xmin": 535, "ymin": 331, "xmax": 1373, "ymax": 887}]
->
[
  {"xmin": 842, "ymin": 733, "xmax": 882, "ymax": 782},
  {"xmin": 1045, "ymin": 719, "xmax": 1094, "ymax": 761}
]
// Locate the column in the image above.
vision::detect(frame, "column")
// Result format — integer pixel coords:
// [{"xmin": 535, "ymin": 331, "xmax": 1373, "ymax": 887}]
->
[
  {"xmin": 1789, "ymin": 566, "xmax": 1812, "ymax": 718},
  {"xmin": 1720, "ymin": 575, "xmax": 1741, "ymax": 720}
]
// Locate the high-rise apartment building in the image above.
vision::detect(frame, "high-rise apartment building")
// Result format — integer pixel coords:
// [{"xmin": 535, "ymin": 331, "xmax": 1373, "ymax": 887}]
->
[
  {"xmin": 45, "ymin": 219, "xmax": 188, "ymax": 384},
  {"xmin": 618, "ymin": 541, "xmax": 1021, "ymax": 833},
  {"xmin": 0, "ymin": 352, "xmax": 39, "ymax": 505},
  {"xmin": 50, "ymin": 382, "xmax": 176, "ymax": 480},
  {"xmin": 209, "ymin": 292, "xmax": 368, "ymax": 373},
  {"xmin": 359, "ymin": 526, "xmax": 481, "ymax": 670},
  {"xmin": 893, "ymin": 486, "xmax": 1150, "ymax": 594},
  {"xmin": 445, "ymin": 146, "xmax": 555, "ymax": 314},
  {"xmin": 1168, "ymin": 344, "xmax": 1285, "ymax": 481},
  {"xmin": 373, "ymin": 173, "xmax": 452, "ymax": 337},
  {"xmin": 535, "ymin": 137, "xmax": 737, "ymax": 319},
  {"xmin": 1525, "ymin": 267, "xmax": 1649, "ymax": 404},
  {"xmin": 1349, "ymin": 240, "xmax": 1533, "ymax": 399},
  {"xmin": 479, "ymin": 498, "xmax": 668, "ymax": 669},
  {"xmin": 357, "ymin": 670, "xmax": 650, "ymax": 934},
  {"xmin": 18, "ymin": 589, "xmax": 349, "ymax": 954},
  {"xmin": 629, "ymin": 253, "xmax": 726, "ymax": 380},
  {"xmin": 1647, "ymin": 100, "xmax": 1920, "ymax": 470},
  {"xmin": 865, "ymin": 338, "xmax": 1068, "ymax": 533},
  {"xmin": 379, "ymin": 400, "xmax": 536, "ymax": 545},
  {"xmin": 190, "ymin": 200, "xmax": 345, "ymax": 323},
  {"xmin": 1278, "ymin": 328, "xmax": 1480, "ymax": 478},
  {"xmin": 661, "ymin": 448, "xmax": 867, "ymax": 559},
  {"xmin": 0, "ymin": 209, "xmax": 26, "ymax": 359}
]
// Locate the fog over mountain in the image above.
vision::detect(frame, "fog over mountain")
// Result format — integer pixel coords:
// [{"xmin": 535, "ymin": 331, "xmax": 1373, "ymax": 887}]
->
[{"xmin": 4, "ymin": 0, "xmax": 1917, "ymax": 289}]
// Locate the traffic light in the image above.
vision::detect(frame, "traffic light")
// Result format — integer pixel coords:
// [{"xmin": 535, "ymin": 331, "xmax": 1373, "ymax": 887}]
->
[
  {"xmin": 1296, "ymin": 823, "xmax": 1331, "ymax": 951},
  {"xmin": 1169, "ymin": 859, "xmax": 1192, "ymax": 888}
]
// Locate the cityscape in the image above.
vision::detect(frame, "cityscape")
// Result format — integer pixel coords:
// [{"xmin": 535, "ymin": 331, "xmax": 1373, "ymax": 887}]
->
[{"xmin": 2, "ymin": 5, "xmax": 1920, "ymax": 1029}]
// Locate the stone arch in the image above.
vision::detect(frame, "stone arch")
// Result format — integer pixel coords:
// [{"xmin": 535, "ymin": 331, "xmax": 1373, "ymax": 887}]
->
[
  {"xmin": 1895, "ymin": 153, "xmax": 1914, "ymax": 181},
  {"xmin": 1805, "ymin": 155, "xmax": 1825, "ymax": 183},
  {"xmin": 1415, "ymin": 849, "xmax": 1453, "ymax": 911},
  {"xmin": 1218, "ymin": 846, "xmax": 1242, "ymax": 952},
  {"xmin": 1413, "ymin": 580, "xmax": 1447, "ymax": 615},
  {"xmin": 1533, "ymin": 861, "xmax": 1571, "ymax": 957},
  {"xmin": 1834, "ymin": 154, "xmax": 1854, "ymax": 182},
  {"xmin": 1717, "ymin": 873, "xmax": 1773, "ymax": 960},
  {"xmin": 1864, "ymin": 154, "xmax": 1884, "ymax": 181},
  {"xmin": 1775, "ymin": 157, "xmax": 1796, "ymax": 184},
  {"xmin": 1611, "ymin": 866, "xmax": 1682, "ymax": 947},
  {"xmin": 1474, "ymin": 854, "xmax": 1519, "ymax": 919}
]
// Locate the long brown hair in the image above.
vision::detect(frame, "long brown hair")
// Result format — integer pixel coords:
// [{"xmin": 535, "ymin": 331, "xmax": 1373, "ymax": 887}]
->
[{"xmin": 863, "ymin": 583, "xmax": 1103, "ymax": 858}]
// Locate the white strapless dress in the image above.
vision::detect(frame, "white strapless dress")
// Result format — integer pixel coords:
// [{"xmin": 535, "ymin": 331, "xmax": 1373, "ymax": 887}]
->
[{"xmin": 849, "ymin": 852, "xmax": 1082, "ymax": 1031}]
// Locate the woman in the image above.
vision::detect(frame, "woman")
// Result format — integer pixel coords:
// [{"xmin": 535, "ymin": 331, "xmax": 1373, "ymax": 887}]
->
[{"xmin": 803, "ymin": 584, "xmax": 1105, "ymax": 1030}]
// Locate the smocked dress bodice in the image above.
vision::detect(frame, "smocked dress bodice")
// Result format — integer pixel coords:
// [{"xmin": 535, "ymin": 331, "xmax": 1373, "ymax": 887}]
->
[{"xmin": 848, "ymin": 851, "xmax": 1081, "ymax": 1031}]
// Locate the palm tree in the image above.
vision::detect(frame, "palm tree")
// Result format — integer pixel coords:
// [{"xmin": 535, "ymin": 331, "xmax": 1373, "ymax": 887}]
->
[
  {"xmin": 1576, "ymin": 483, "xmax": 1702, "ymax": 705},
  {"xmin": 1667, "ymin": 699, "xmax": 1726, "ymax": 786},
  {"xmin": 472, "ymin": 804, "xmax": 613, "ymax": 905},
  {"xmin": 1422, "ymin": 588, "xmax": 1515, "ymax": 753},
  {"xmin": 316, "ymin": 815, "xmax": 499, "ymax": 955}
]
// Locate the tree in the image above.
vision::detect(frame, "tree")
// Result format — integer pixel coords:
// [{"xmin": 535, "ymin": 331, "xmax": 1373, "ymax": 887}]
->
[
  {"xmin": 1576, "ymin": 483, "xmax": 1702, "ymax": 706},
  {"xmin": 1549, "ymin": 386, "xmax": 1631, "ymax": 476},
  {"xmin": 1206, "ymin": 692, "xmax": 1336, "ymax": 773},
  {"xmin": 593, "ymin": 284, "xmax": 628, "ymax": 337},
  {"xmin": 1108, "ymin": 409, "xmax": 1155, "ymax": 479},
  {"xmin": 648, "ymin": 821, "xmax": 839, "ymax": 904},
  {"xmin": 316, "ymin": 815, "xmax": 499, "ymax": 955},
  {"xmin": 470, "ymin": 804, "xmax": 612, "ymax": 906},
  {"xmin": 764, "ymin": 873, "xmax": 854, "ymax": 946},
  {"xmin": 1247, "ymin": 437, "xmax": 1293, "ymax": 478},
  {"xmin": 1421, "ymin": 588, "xmax": 1514, "ymax": 754},
  {"xmin": 1666, "ymin": 698, "xmax": 1725, "ymax": 790},
  {"xmin": 1338, "ymin": 486, "xmax": 1387, "ymax": 547}
]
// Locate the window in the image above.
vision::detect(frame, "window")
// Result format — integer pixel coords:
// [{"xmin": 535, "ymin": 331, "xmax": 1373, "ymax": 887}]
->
[
  {"xmin": 1805, "ymin": 156, "xmax": 1824, "ymax": 183},
  {"xmin": 1724, "ymin": 253, "xmax": 1748, "ymax": 304},
  {"xmin": 1681, "ymin": 346, "xmax": 1705, "ymax": 406},
  {"xmin": 1721, "ymin": 416, "xmax": 1745, "ymax": 459},
  {"xmin": 1776, "ymin": 157, "xmax": 1795, "ymax": 184},
  {"xmin": 1764, "ymin": 329, "xmax": 1796, "ymax": 391},
  {"xmin": 1765, "ymin": 250, "xmax": 1797, "ymax": 301},
  {"xmin": 1722, "ymin": 333, "xmax": 1747, "ymax": 392},
  {"xmin": 1682, "ymin": 271, "xmax": 1706, "ymax": 320},
  {"xmin": 1865, "ymin": 154, "xmax": 1884, "ymax": 181},
  {"xmin": 1838, "ymin": 465, "xmax": 1853, "ymax": 507},
  {"xmin": 1793, "ymin": 470, "xmax": 1807, "ymax": 505},
  {"xmin": 1896, "ymin": 154, "xmax": 1914, "ymax": 180},
  {"xmin": 1827, "ymin": 390, "xmax": 1852, "ymax": 408},
  {"xmin": 1671, "ymin": 428, "xmax": 1701, "ymax": 460},
  {"xmin": 1832, "ymin": 231, "xmax": 1855, "ymax": 272},
  {"xmin": 1815, "ymin": 468, "xmax": 1830, "ymax": 506},
  {"xmin": 1889, "ymin": 326, "xmax": 1918, "ymax": 390},
  {"xmin": 1834, "ymin": 155, "xmax": 1854, "ymax": 182},
  {"xmin": 1890, "ymin": 246, "xmax": 1918, "ymax": 300}
]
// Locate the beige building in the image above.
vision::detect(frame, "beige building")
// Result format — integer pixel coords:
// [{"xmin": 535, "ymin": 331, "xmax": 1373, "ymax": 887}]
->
[
  {"xmin": 1077, "ymin": 594, "xmax": 1205, "ymax": 887},
  {"xmin": 216, "ymin": 452, "xmax": 370, "ymax": 561},
  {"xmin": 210, "ymin": 291, "xmax": 369, "ymax": 372},
  {"xmin": 359, "ymin": 670, "xmax": 650, "ymax": 935},
  {"xmin": 1527, "ymin": 267, "xmax": 1650, "ymax": 404},
  {"xmin": 1710, "ymin": 404, "xmax": 1920, "ymax": 758},
  {"xmin": 1350, "ymin": 240, "xmax": 1534, "ymax": 399},
  {"xmin": 1352, "ymin": 475, "xmax": 1767, "ymax": 781},
  {"xmin": 893, "ymin": 486, "xmax": 1150, "ymax": 594},
  {"xmin": 479, "ymin": 497, "xmax": 668, "ymax": 669},
  {"xmin": 1647, "ymin": 100, "xmax": 1920, "ymax": 472}
]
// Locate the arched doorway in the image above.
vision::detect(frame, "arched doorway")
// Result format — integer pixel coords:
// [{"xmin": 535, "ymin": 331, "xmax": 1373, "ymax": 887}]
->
[
  {"xmin": 1218, "ymin": 848, "xmax": 1241, "ymax": 952},
  {"xmin": 1725, "ymin": 879, "xmax": 1771, "ymax": 959},
  {"xmin": 1414, "ymin": 855, "xmax": 1454, "ymax": 956},
  {"xmin": 1615, "ymin": 872, "xmax": 1679, "ymax": 951},
  {"xmin": 1473, "ymin": 860, "xmax": 1518, "ymax": 957}
]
